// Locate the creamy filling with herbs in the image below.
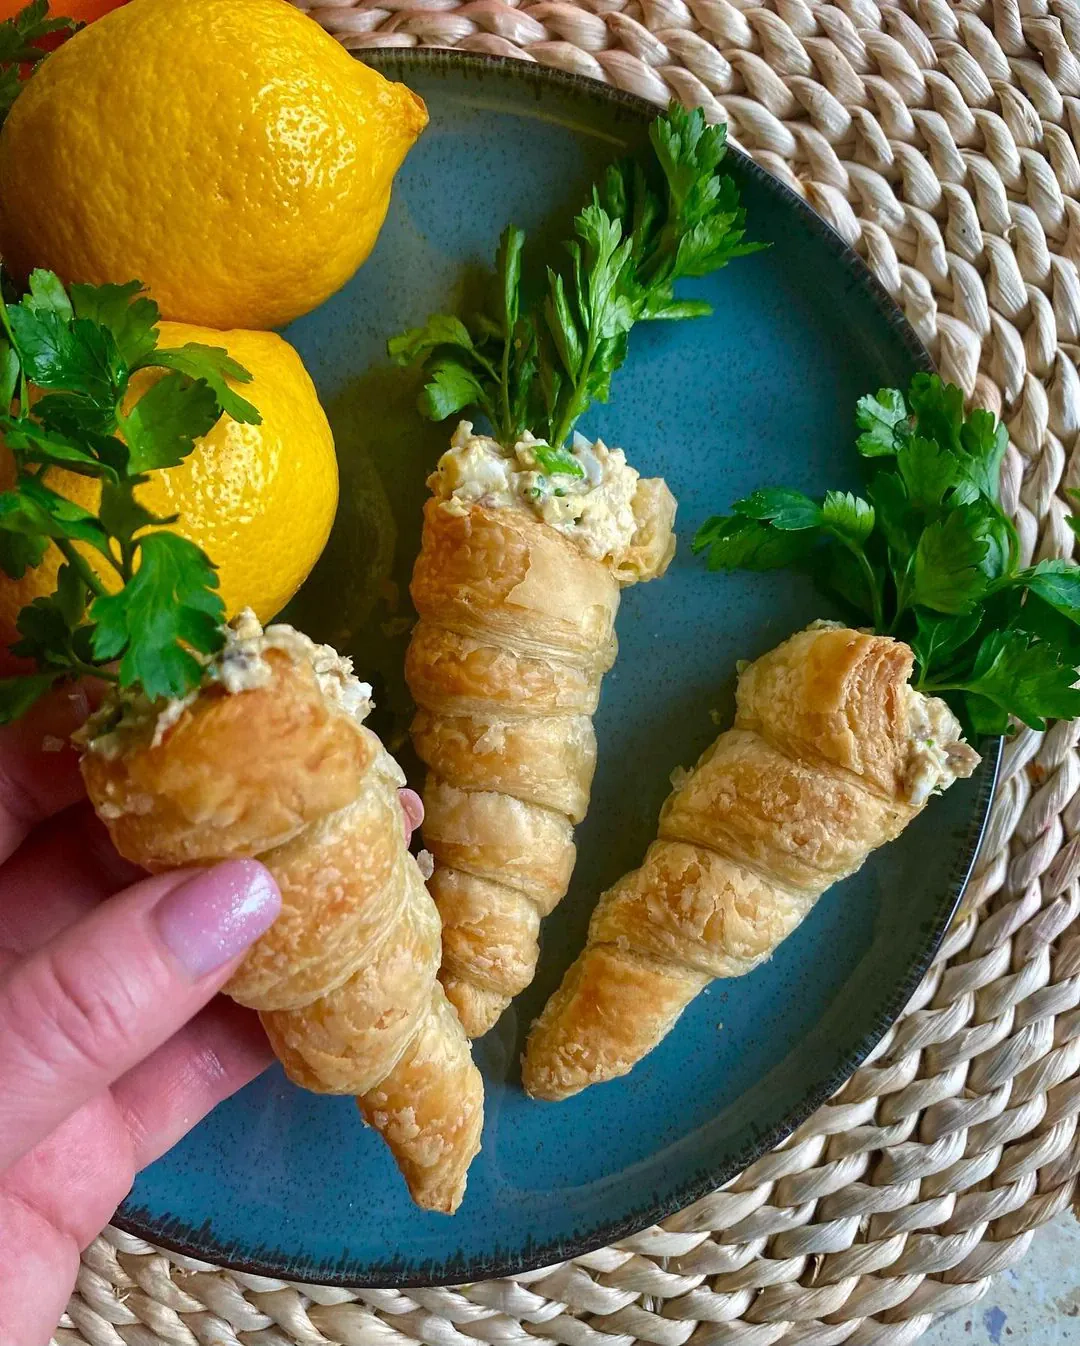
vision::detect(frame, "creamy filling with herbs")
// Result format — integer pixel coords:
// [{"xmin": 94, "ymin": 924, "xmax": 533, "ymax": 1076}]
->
[
  {"xmin": 81, "ymin": 609, "xmax": 372, "ymax": 756},
  {"xmin": 429, "ymin": 421, "xmax": 642, "ymax": 564},
  {"xmin": 903, "ymin": 686, "xmax": 980, "ymax": 807}
]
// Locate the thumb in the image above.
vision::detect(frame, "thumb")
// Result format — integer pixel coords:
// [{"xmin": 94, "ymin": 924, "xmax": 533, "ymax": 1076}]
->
[{"xmin": 0, "ymin": 859, "xmax": 280, "ymax": 1172}]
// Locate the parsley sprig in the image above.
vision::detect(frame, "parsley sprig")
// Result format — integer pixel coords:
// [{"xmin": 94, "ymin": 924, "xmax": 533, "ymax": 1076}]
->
[
  {"xmin": 0, "ymin": 268, "xmax": 261, "ymax": 720},
  {"xmin": 693, "ymin": 374, "xmax": 1080, "ymax": 736},
  {"xmin": 0, "ymin": 0, "xmax": 77, "ymax": 128},
  {"xmin": 389, "ymin": 106, "xmax": 764, "ymax": 448}
]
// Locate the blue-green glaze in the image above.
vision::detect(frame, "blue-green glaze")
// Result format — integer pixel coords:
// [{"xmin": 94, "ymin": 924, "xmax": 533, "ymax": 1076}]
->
[{"xmin": 116, "ymin": 53, "xmax": 997, "ymax": 1285}]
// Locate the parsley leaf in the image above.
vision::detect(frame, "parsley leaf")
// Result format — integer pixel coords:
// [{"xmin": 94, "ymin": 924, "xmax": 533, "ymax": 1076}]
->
[
  {"xmin": 24, "ymin": 269, "xmax": 73, "ymax": 318},
  {"xmin": 958, "ymin": 407, "xmax": 1008, "ymax": 500},
  {"xmin": 911, "ymin": 510, "xmax": 990, "ymax": 614},
  {"xmin": 0, "ymin": 267, "xmax": 261, "ymax": 719},
  {"xmin": 148, "ymin": 343, "xmax": 260, "ymax": 425},
  {"xmin": 911, "ymin": 611, "xmax": 982, "ymax": 673},
  {"xmin": 120, "ymin": 371, "xmax": 221, "ymax": 472},
  {"xmin": 389, "ymin": 314, "xmax": 476, "ymax": 366},
  {"xmin": 71, "ymin": 280, "xmax": 160, "ymax": 368},
  {"xmin": 697, "ymin": 372, "xmax": 1080, "ymax": 738},
  {"xmin": 7, "ymin": 306, "xmax": 122, "ymax": 404},
  {"xmin": 0, "ymin": 671, "xmax": 62, "ymax": 721},
  {"xmin": 1020, "ymin": 558, "xmax": 1080, "ymax": 625},
  {"xmin": 897, "ymin": 436, "xmax": 957, "ymax": 508},
  {"xmin": 0, "ymin": 476, "xmax": 112, "ymax": 556},
  {"xmin": 822, "ymin": 490, "xmax": 874, "ymax": 544},
  {"xmin": 961, "ymin": 630, "xmax": 1080, "ymax": 731},
  {"xmin": 856, "ymin": 387, "xmax": 909, "ymax": 457},
  {"xmin": 0, "ymin": 526, "xmax": 46, "ymax": 580},
  {"xmin": 390, "ymin": 104, "xmax": 764, "ymax": 447},
  {"xmin": 0, "ymin": 418, "xmax": 121, "ymax": 478},
  {"xmin": 734, "ymin": 487, "xmax": 821, "ymax": 530},
  {"xmin": 532, "ymin": 443, "xmax": 585, "ymax": 478},
  {"xmin": 0, "ymin": 338, "xmax": 19, "ymax": 411},
  {"xmin": 418, "ymin": 360, "xmax": 488, "ymax": 423},
  {"xmin": 90, "ymin": 532, "xmax": 225, "ymax": 700},
  {"xmin": 0, "ymin": 1, "xmax": 78, "ymax": 128},
  {"xmin": 691, "ymin": 514, "xmax": 815, "ymax": 571}
]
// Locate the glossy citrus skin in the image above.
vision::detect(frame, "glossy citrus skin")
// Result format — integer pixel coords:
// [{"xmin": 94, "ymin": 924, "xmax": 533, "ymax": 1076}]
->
[
  {"xmin": 0, "ymin": 0, "xmax": 427, "ymax": 329},
  {"xmin": 0, "ymin": 322, "xmax": 338, "ymax": 648}
]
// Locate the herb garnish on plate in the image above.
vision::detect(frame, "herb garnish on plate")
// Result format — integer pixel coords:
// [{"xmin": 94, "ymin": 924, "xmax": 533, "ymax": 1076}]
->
[
  {"xmin": 694, "ymin": 374, "xmax": 1080, "ymax": 735},
  {"xmin": 390, "ymin": 106, "xmax": 764, "ymax": 449}
]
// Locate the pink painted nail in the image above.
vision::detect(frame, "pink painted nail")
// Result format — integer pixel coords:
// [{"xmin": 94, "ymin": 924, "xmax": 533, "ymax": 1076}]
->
[
  {"xmin": 154, "ymin": 860, "xmax": 281, "ymax": 980},
  {"xmin": 399, "ymin": 787, "xmax": 424, "ymax": 839}
]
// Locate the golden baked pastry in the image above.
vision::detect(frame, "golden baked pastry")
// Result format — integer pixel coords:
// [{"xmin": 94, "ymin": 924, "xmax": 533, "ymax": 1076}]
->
[
  {"xmin": 522, "ymin": 623, "xmax": 981, "ymax": 1100},
  {"xmin": 80, "ymin": 612, "xmax": 483, "ymax": 1213},
  {"xmin": 406, "ymin": 424, "xmax": 676, "ymax": 1037}
]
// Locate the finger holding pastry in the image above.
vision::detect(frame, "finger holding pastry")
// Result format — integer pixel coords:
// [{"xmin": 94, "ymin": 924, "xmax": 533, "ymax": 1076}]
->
[
  {"xmin": 81, "ymin": 612, "xmax": 484, "ymax": 1213},
  {"xmin": 0, "ymin": 267, "xmax": 482, "ymax": 1215},
  {"xmin": 0, "ymin": 684, "xmax": 284, "ymax": 1346}
]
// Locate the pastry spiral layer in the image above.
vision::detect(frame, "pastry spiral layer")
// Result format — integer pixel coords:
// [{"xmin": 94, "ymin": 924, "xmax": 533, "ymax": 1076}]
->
[
  {"xmin": 522, "ymin": 624, "xmax": 980, "ymax": 1100},
  {"xmin": 81, "ymin": 615, "xmax": 483, "ymax": 1213}
]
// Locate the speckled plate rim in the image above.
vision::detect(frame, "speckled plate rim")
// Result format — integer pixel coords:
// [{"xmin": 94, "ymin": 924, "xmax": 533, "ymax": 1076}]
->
[{"xmin": 112, "ymin": 49, "xmax": 1003, "ymax": 1288}]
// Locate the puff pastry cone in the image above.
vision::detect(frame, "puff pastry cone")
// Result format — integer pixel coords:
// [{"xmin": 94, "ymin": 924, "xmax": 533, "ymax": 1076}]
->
[
  {"xmin": 405, "ymin": 423, "xmax": 677, "ymax": 1038},
  {"xmin": 79, "ymin": 611, "xmax": 483, "ymax": 1213},
  {"xmin": 522, "ymin": 622, "xmax": 981, "ymax": 1100}
]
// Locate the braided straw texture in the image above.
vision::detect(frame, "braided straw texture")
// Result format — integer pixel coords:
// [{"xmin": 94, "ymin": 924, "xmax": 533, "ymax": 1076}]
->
[{"xmin": 58, "ymin": 0, "xmax": 1080, "ymax": 1342}]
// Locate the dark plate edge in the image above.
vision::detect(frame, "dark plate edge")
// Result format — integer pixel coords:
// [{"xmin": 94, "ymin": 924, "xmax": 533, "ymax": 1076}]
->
[{"xmin": 114, "ymin": 49, "xmax": 1002, "ymax": 1288}]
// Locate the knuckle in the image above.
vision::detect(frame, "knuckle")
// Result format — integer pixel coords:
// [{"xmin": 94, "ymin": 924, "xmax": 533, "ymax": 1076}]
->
[{"xmin": 6, "ymin": 942, "xmax": 152, "ymax": 1079}]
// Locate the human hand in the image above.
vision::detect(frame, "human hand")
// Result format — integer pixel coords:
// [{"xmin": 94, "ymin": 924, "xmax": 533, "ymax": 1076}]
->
[{"xmin": 0, "ymin": 686, "xmax": 423, "ymax": 1345}]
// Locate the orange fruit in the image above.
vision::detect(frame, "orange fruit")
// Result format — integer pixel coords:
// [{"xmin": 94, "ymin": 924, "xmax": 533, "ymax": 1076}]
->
[{"xmin": 0, "ymin": 1, "xmax": 126, "ymax": 19}]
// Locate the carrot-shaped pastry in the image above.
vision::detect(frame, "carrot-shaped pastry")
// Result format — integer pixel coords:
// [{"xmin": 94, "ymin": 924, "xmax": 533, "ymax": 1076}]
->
[
  {"xmin": 522, "ymin": 623, "xmax": 982, "ymax": 1099},
  {"xmin": 526, "ymin": 372, "xmax": 1080, "ymax": 1097},
  {"xmin": 0, "ymin": 274, "xmax": 481, "ymax": 1211},
  {"xmin": 81, "ymin": 611, "xmax": 483, "ymax": 1212},
  {"xmin": 406, "ymin": 424, "xmax": 675, "ymax": 1035},
  {"xmin": 391, "ymin": 106, "xmax": 762, "ymax": 1035}
]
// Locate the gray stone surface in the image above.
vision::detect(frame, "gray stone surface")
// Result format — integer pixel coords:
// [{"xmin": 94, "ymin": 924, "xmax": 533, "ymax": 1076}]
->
[{"xmin": 921, "ymin": 1214, "xmax": 1080, "ymax": 1344}]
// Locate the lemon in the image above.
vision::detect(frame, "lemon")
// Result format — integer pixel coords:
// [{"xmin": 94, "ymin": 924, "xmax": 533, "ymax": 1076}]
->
[
  {"xmin": 0, "ymin": 0, "xmax": 427, "ymax": 330},
  {"xmin": 0, "ymin": 322, "xmax": 338, "ymax": 648}
]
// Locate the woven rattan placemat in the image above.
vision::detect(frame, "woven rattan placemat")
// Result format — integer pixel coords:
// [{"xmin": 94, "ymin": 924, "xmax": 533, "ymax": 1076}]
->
[{"xmin": 59, "ymin": 1, "xmax": 1080, "ymax": 1341}]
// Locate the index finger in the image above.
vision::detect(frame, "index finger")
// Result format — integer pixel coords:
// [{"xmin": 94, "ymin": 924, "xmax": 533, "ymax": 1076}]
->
[{"xmin": 0, "ymin": 682, "xmax": 93, "ymax": 866}]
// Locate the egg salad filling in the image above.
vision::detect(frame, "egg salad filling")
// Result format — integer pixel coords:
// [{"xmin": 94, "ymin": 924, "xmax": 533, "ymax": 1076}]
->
[
  {"xmin": 79, "ymin": 610, "xmax": 373, "ymax": 758},
  {"xmin": 902, "ymin": 685, "xmax": 981, "ymax": 807},
  {"xmin": 429, "ymin": 421, "xmax": 642, "ymax": 565}
]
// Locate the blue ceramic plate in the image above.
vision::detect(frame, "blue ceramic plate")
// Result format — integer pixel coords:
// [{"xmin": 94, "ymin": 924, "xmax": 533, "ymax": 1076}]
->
[{"xmin": 116, "ymin": 52, "xmax": 997, "ymax": 1285}]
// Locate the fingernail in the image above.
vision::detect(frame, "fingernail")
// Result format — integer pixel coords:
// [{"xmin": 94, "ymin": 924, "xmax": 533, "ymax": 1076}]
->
[
  {"xmin": 399, "ymin": 787, "xmax": 424, "ymax": 838},
  {"xmin": 155, "ymin": 860, "xmax": 281, "ymax": 980}
]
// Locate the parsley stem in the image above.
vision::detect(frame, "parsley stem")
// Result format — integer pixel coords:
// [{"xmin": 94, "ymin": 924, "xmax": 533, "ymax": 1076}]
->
[
  {"xmin": 890, "ymin": 566, "xmax": 914, "ymax": 636},
  {"xmin": 845, "ymin": 540, "xmax": 884, "ymax": 633},
  {"xmin": 69, "ymin": 656, "xmax": 118, "ymax": 683},
  {"xmin": 0, "ymin": 286, "xmax": 27, "ymax": 412},
  {"xmin": 53, "ymin": 538, "xmax": 107, "ymax": 599},
  {"xmin": 551, "ymin": 333, "xmax": 599, "ymax": 449},
  {"xmin": 118, "ymin": 536, "xmax": 136, "ymax": 583},
  {"xmin": 499, "ymin": 327, "xmax": 513, "ymax": 445}
]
